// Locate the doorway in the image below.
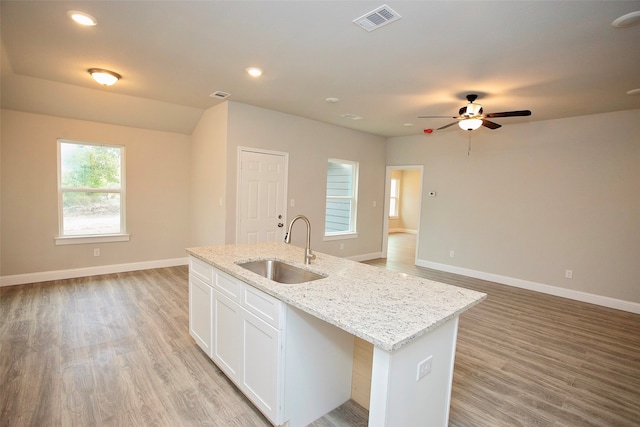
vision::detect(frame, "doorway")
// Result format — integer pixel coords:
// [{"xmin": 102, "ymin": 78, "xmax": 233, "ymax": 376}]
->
[
  {"xmin": 382, "ymin": 166, "xmax": 423, "ymax": 263},
  {"xmin": 236, "ymin": 147, "xmax": 289, "ymax": 244}
]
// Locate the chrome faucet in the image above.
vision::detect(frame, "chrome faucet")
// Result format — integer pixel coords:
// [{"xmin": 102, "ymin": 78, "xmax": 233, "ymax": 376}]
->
[{"xmin": 284, "ymin": 215, "xmax": 316, "ymax": 265}]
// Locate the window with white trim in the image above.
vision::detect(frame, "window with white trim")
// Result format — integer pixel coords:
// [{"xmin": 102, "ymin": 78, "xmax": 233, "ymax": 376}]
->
[
  {"xmin": 57, "ymin": 139, "xmax": 127, "ymax": 243},
  {"xmin": 389, "ymin": 177, "xmax": 400, "ymax": 218},
  {"xmin": 325, "ymin": 159, "xmax": 358, "ymax": 236}
]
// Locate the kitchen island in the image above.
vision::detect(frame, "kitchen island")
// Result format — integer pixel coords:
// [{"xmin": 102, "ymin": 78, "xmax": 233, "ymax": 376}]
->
[{"xmin": 187, "ymin": 242, "xmax": 485, "ymax": 427}]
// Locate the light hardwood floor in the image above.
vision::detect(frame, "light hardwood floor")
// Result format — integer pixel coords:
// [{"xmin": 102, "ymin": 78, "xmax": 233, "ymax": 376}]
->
[{"xmin": 1, "ymin": 235, "xmax": 639, "ymax": 426}]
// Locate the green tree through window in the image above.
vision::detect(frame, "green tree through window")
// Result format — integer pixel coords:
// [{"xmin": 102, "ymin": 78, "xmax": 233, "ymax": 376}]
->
[{"xmin": 59, "ymin": 140, "xmax": 125, "ymax": 237}]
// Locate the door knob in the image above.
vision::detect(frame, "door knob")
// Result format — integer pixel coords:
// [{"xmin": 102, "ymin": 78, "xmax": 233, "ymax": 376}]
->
[{"xmin": 277, "ymin": 223, "xmax": 284, "ymax": 228}]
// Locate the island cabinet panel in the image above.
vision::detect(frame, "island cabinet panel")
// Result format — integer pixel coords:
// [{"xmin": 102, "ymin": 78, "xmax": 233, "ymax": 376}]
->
[
  {"xmin": 212, "ymin": 290, "xmax": 242, "ymax": 380},
  {"xmin": 188, "ymin": 256, "xmax": 354, "ymax": 427},
  {"xmin": 369, "ymin": 317, "xmax": 459, "ymax": 427},
  {"xmin": 188, "ymin": 257, "xmax": 286, "ymax": 425},
  {"xmin": 241, "ymin": 308, "xmax": 283, "ymax": 423},
  {"xmin": 190, "ymin": 256, "xmax": 214, "ymax": 285},
  {"xmin": 189, "ymin": 273, "xmax": 213, "ymax": 357}
]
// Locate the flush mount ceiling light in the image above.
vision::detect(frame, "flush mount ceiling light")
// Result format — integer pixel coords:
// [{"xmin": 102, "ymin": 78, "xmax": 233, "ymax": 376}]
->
[
  {"xmin": 458, "ymin": 118, "xmax": 483, "ymax": 131},
  {"xmin": 612, "ymin": 11, "xmax": 640, "ymax": 28},
  {"xmin": 68, "ymin": 10, "xmax": 97, "ymax": 26},
  {"xmin": 246, "ymin": 67, "xmax": 263, "ymax": 77},
  {"xmin": 88, "ymin": 68, "xmax": 121, "ymax": 86}
]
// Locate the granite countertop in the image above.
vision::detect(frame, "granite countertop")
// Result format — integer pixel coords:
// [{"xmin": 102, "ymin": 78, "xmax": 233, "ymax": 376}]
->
[{"xmin": 186, "ymin": 242, "xmax": 486, "ymax": 352}]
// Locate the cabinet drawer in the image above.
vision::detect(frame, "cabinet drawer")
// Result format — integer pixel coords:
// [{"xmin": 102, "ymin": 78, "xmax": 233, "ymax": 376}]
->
[
  {"xmin": 243, "ymin": 285, "xmax": 284, "ymax": 329},
  {"xmin": 190, "ymin": 257, "xmax": 213, "ymax": 285},
  {"xmin": 215, "ymin": 271, "xmax": 243, "ymax": 303}
]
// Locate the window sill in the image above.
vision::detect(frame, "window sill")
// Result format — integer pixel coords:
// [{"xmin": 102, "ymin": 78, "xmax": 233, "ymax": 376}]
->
[
  {"xmin": 55, "ymin": 234, "xmax": 130, "ymax": 246},
  {"xmin": 323, "ymin": 232, "xmax": 359, "ymax": 241}
]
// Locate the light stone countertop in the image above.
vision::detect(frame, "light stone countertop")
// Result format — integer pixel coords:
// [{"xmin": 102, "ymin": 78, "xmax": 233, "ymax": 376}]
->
[{"xmin": 186, "ymin": 242, "xmax": 486, "ymax": 352}]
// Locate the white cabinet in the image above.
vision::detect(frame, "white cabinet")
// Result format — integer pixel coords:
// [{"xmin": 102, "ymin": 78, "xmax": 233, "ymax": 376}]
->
[
  {"xmin": 241, "ymin": 307, "xmax": 283, "ymax": 422},
  {"xmin": 189, "ymin": 258, "xmax": 214, "ymax": 357},
  {"xmin": 188, "ymin": 256, "xmax": 353, "ymax": 427},
  {"xmin": 189, "ymin": 256, "xmax": 285, "ymax": 425},
  {"xmin": 212, "ymin": 289, "xmax": 242, "ymax": 379}
]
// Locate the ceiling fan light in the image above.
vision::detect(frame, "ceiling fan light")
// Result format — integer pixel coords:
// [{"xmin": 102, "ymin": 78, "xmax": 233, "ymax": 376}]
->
[
  {"xmin": 88, "ymin": 68, "xmax": 121, "ymax": 86},
  {"xmin": 459, "ymin": 118, "xmax": 483, "ymax": 131},
  {"xmin": 465, "ymin": 103, "xmax": 482, "ymax": 116}
]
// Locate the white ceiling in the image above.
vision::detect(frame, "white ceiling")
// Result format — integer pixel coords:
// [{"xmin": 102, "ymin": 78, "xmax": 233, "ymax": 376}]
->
[{"xmin": 2, "ymin": 1, "xmax": 640, "ymax": 137}]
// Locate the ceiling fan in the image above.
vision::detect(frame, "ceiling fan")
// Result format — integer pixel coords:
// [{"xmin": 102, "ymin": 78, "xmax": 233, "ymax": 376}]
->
[{"xmin": 419, "ymin": 94, "xmax": 532, "ymax": 131}]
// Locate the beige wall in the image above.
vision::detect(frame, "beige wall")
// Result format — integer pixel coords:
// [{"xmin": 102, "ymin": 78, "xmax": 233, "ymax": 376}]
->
[
  {"xmin": 0, "ymin": 109, "xmax": 191, "ymax": 276},
  {"xmin": 225, "ymin": 102, "xmax": 387, "ymax": 258},
  {"xmin": 387, "ymin": 109, "xmax": 640, "ymax": 303},
  {"xmin": 189, "ymin": 102, "xmax": 228, "ymax": 247},
  {"xmin": 399, "ymin": 169, "xmax": 421, "ymax": 231}
]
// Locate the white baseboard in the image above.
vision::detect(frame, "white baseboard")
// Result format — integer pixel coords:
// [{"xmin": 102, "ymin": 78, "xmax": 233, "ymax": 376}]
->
[
  {"xmin": 347, "ymin": 252, "xmax": 383, "ymax": 262},
  {"xmin": 388, "ymin": 228, "xmax": 417, "ymax": 234},
  {"xmin": 416, "ymin": 259, "xmax": 640, "ymax": 315},
  {"xmin": 0, "ymin": 257, "xmax": 189, "ymax": 287}
]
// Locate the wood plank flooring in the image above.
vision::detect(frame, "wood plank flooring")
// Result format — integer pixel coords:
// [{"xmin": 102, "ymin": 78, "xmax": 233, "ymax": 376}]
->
[
  {"xmin": 1, "ymin": 234, "xmax": 639, "ymax": 426},
  {"xmin": 367, "ymin": 233, "xmax": 640, "ymax": 427}
]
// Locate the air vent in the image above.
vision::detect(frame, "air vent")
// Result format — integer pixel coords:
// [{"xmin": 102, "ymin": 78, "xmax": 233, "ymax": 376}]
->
[
  {"xmin": 209, "ymin": 91, "xmax": 231, "ymax": 99},
  {"xmin": 341, "ymin": 114, "xmax": 363, "ymax": 121},
  {"xmin": 353, "ymin": 4, "xmax": 401, "ymax": 32}
]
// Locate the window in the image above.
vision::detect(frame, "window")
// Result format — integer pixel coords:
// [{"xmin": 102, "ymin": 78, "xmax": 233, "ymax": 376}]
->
[
  {"xmin": 56, "ymin": 139, "xmax": 128, "ymax": 244},
  {"xmin": 389, "ymin": 177, "xmax": 400, "ymax": 218},
  {"xmin": 325, "ymin": 159, "xmax": 358, "ymax": 237}
]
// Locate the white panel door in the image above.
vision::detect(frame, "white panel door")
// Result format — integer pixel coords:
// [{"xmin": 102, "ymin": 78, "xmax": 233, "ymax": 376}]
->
[{"xmin": 238, "ymin": 149, "xmax": 287, "ymax": 243}]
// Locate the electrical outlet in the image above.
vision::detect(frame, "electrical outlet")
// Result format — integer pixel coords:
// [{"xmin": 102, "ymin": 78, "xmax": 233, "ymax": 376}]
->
[
  {"xmin": 416, "ymin": 356, "xmax": 433, "ymax": 381},
  {"xmin": 93, "ymin": 248, "xmax": 100, "ymax": 257},
  {"xmin": 449, "ymin": 250, "xmax": 455, "ymax": 258},
  {"xmin": 565, "ymin": 269, "xmax": 573, "ymax": 279}
]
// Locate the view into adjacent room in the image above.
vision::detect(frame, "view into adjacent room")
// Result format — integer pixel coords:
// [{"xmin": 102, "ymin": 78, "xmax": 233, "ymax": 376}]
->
[{"xmin": 385, "ymin": 166, "xmax": 422, "ymax": 268}]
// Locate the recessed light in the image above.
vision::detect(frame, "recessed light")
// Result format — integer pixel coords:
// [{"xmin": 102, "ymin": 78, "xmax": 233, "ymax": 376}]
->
[
  {"xmin": 68, "ymin": 10, "xmax": 97, "ymax": 26},
  {"xmin": 403, "ymin": 123, "xmax": 414, "ymax": 127},
  {"xmin": 612, "ymin": 11, "xmax": 640, "ymax": 28},
  {"xmin": 325, "ymin": 97, "xmax": 340, "ymax": 103},
  {"xmin": 246, "ymin": 67, "xmax": 263, "ymax": 77},
  {"xmin": 627, "ymin": 88, "xmax": 640, "ymax": 96}
]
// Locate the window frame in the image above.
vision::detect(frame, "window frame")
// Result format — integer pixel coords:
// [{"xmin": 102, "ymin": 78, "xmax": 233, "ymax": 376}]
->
[
  {"xmin": 324, "ymin": 158, "xmax": 359, "ymax": 240},
  {"xmin": 389, "ymin": 177, "xmax": 400, "ymax": 219},
  {"xmin": 55, "ymin": 139, "xmax": 129, "ymax": 245}
]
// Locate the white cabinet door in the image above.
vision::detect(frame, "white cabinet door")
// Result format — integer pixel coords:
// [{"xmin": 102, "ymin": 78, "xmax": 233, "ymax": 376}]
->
[
  {"xmin": 189, "ymin": 276, "xmax": 213, "ymax": 356},
  {"xmin": 241, "ymin": 308, "xmax": 282, "ymax": 424},
  {"xmin": 212, "ymin": 289, "xmax": 242, "ymax": 380}
]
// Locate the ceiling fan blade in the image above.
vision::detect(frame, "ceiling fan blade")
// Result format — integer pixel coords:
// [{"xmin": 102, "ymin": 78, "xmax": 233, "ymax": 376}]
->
[
  {"xmin": 437, "ymin": 122, "xmax": 459, "ymax": 130},
  {"xmin": 418, "ymin": 115, "xmax": 457, "ymax": 119},
  {"xmin": 482, "ymin": 119, "xmax": 502, "ymax": 130},
  {"xmin": 484, "ymin": 110, "xmax": 532, "ymax": 118}
]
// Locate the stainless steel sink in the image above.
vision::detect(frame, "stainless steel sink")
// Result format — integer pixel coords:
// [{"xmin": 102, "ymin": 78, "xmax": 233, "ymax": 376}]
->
[{"xmin": 238, "ymin": 259, "xmax": 326, "ymax": 284}]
